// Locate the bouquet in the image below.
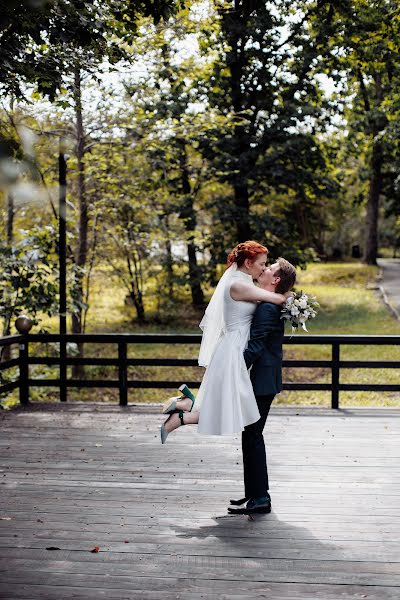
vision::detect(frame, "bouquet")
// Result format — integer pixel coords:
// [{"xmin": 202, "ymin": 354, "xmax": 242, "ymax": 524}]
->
[{"xmin": 281, "ymin": 290, "xmax": 319, "ymax": 333}]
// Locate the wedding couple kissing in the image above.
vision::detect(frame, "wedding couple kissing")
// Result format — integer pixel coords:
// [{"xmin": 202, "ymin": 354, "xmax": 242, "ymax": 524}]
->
[{"xmin": 160, "ymin": 240, "xmax": 296, "ymax": 516}]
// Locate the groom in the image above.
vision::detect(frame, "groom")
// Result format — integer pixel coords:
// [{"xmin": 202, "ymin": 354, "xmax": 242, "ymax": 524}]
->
[{"xmin": 228, "ymin": 257, "xmax": 296, "ymax": 515}]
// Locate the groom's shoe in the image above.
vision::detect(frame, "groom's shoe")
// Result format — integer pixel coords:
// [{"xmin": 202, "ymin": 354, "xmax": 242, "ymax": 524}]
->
[
  {"xmin": 229, "ymin": 496, "xmax": 249, "ymax": 506},
  {"xmin": 228, "ymin": 494, "xmax": 271, "ymax": 515}
]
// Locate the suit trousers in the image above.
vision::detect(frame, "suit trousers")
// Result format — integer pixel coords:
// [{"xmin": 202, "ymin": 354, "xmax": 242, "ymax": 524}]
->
[{"xmin": 242, "ymin": 394, "xmax": 275, "ymax": 498}]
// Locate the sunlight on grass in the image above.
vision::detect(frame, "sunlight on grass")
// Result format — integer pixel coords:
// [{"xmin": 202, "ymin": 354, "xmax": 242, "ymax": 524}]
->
[{"xmin": 3, "ymin": 261, "xmax": 400, "ymax": 408}]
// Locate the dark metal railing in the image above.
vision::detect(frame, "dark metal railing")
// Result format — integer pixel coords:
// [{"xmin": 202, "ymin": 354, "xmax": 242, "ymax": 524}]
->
[{"xmin": 1, "ymin": 333, "xmax": 400, "ymax": 409}]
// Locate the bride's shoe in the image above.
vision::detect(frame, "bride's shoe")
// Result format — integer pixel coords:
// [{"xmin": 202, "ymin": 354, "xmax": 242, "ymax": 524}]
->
[
  {"xmin": 178, "ymin": 384, "xmax": 196, "ymax": 403},
  {"xmin": 162, "ymin": 396, "xmax": 183, "ymax": 415},
  {"xmin": 162, "ymin": 384, "xmax": 196, "ymax": 415},
  {"xmin": 162, "ymin": 396, "xmax": 194, "ymax": 415},
  {"xmin": 160, "ymin": 410, "xmax": 185, "ymax": 445}
]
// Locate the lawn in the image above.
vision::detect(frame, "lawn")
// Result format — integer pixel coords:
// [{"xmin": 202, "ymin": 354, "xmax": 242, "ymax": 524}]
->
[
  {"xmin": 279, "ymin": 262, "xmax": 400, "ymax": 407},
  {"xmin": 2, "ymin": 261, "xmax": 400, "ymax": 408}
]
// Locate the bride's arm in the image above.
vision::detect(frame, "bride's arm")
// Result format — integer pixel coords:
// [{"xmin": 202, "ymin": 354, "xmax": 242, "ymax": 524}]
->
[{"xmin": 230, "ymin": 282, "xmax": 286, "ymax": 304}]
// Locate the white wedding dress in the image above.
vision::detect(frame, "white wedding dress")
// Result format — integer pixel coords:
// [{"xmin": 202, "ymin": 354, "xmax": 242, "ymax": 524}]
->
[{"xmin": 195, "ymin": 270, "xmax": 260, "ymax": 435}]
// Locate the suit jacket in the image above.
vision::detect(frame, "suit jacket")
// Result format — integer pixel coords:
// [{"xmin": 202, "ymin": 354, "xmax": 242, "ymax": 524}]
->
[{"xmin": 243, "ymin": 302, "xmax": 284, "ymax": 396}]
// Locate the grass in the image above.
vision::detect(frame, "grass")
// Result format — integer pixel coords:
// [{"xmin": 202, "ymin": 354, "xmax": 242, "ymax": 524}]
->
[
  {"xmin": 277, "ymin": 262, "xmax": 400, "ymax": 407},
  {"xmin": 2, "ymin": 261, "xmax": 400, "ymax": 408}
]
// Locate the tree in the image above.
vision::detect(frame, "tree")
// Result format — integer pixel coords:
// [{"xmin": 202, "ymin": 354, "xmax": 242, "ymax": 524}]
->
[
  {"xmin": 0, "ymin": 0, "xmax": 185, "ymax": 100},
  {"xmin": 195, "ymin": 0, "xmax": 333, "ymax": 249},
  {"xmin": 124, "ymin": 25, "xmax": 208, "ymax": 305},
  {"xmin": 0, "ymin": 225, "xmax": 59, "ymax": 354},
  {"xmin": 308, "ymin": 0, "xmax": 400, "ymax": 264},
  {"xmin": 0, "ymin": 0, "xmax": 186, "ymax": 363}
]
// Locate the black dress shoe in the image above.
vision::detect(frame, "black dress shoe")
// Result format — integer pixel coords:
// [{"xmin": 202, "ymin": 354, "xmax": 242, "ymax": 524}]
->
[
  {"xmin": 228, "ymin": 496, "xmax": 271, "ymax": 515},
  {"xmin": 229, "ymin": 496, "xmax": 249, "ymax": 506}
]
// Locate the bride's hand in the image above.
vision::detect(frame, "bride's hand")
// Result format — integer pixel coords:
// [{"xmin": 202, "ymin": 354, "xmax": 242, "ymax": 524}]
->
[
  {"xmin": 277, "ymin": 292, "xmax": 292, "ymax": 304},
  {"xmin": 277, "ymin": 293, "xmax": 287, "ymax": 304}
]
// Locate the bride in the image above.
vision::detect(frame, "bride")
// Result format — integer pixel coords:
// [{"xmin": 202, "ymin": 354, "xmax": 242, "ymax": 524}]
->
[{"xmin": 160, "ymin": 240, "xmax": 287, "ymax": 443}]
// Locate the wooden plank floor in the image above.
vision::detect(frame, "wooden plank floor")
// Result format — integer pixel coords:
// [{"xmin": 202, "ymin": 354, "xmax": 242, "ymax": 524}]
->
[{"xmin": 0, "ymin": 403, "xmax": 399, "ymax": 599}]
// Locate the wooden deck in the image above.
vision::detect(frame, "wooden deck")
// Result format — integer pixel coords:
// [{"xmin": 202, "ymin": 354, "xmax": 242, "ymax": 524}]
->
[{"xmin": 0, "ymin": 404, "xmax": 399, "ymax": 599}]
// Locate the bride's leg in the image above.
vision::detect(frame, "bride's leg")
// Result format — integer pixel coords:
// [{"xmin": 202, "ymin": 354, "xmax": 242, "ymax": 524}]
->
[
  {"xmin": 174, "ymin": 397, "xmax": 194, "ymax": 411},
  {"xmin": 162, "ymin": 396, "xmax": 194, "ymax": 413},
  {"xmin": 164, "ymin": 410, "xmax": 200, "ymax": 433}
]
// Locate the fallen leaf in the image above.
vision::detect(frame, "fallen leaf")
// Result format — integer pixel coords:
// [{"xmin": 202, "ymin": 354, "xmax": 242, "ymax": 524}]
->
[
  {"xmin": 90, "ymin": 546, "xmax": 100, "ymax": 553},
  {"xmin": 95, "ymin": 444, "xmax": 102, "ymax": 447}
]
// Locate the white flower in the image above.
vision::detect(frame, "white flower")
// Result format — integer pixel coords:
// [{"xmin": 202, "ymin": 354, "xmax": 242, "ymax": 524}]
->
[
  {"xmin": 280, "ymin": 289, "xmax": 318, "ymax": 333},
  {"xmin": 299, "ymin": 297, "xmax": 308, "ymax": 309}
]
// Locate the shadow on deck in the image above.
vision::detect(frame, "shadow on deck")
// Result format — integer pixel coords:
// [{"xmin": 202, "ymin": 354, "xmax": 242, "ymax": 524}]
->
[{"xmin": 0, "ymin": 404, "xmax": 399, "ymax": 599}]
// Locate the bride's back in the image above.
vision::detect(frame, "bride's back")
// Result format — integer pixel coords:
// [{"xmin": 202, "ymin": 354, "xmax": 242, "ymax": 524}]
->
[{"xmin": 223, "ymin": 273, "xmax": 257, "ymax": 330}]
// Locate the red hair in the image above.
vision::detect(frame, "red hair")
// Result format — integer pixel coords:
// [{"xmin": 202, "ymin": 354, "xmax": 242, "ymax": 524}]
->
[{"xmin": 227, "ymin": 240, "xmax": 268, "ymax": 268}]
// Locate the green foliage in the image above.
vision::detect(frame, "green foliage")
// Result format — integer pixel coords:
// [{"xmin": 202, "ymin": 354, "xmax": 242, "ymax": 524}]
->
[
  {"xmin": 20, "ymin": 261, "xmax": 400, "ymax": 406},
  {"xmin": 194, "ymin": 0, "xmax": 338, "ymax": 255},
  {"xmin": 307, "ymin": 0, "xmax": 400, "ymax": 262},
  {"xmin": 0, "ymin": 0, "xmax": 185, "ymax": 100},
  {"xmin": 2, "ymin": 0, "xmax": 400, "ymax": 340},
  {"xmin": 0, "ymin": 226, "xmax": 58, "ymax": 330}
]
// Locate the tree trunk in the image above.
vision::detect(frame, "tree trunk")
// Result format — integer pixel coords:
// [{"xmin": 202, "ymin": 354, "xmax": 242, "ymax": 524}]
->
[
  {"xmin": 1, "ymin": 192, "xmax": 15, "ymax": 360},
  {"xmin": 363, "ymin": 140, "xmax": 383, "ymax": 265},
  {"xmin": 71, "ymin": 66, "xmax": 88, "ymax": 377},
  {"xmin": 125, "ymin": 228, "xmax": 146, "ymax": 323},
  {"xmin": 233, "ymin": 179, "xmax": 251, "ymax": 242},
  {"xmin": 179, "ymin": 143, "xmax": 204, "ymax": 306},
  {"xmin": 164, "ymin": 215, "xmax": 174, "ymax": 299},
  {"xmin": 363, "ymin": 73, "xmax": 384, "ymax": 266},
  {"xmin": 225, "ymin": 4, "xmax": 252, "ymax": 242},
  {"xmin": 6, "ymin": 191, "xmax": 14, "ymax": 245},
  {"xmin": 129, "ymin": 290, "xmax": 145, "ymax": 323}
]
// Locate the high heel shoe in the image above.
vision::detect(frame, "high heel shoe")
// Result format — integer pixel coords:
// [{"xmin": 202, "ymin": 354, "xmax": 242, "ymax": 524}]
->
[
  {"xmin": 160, "ymin": 410, "xmax": 185, "ymax": 445},
  {"xmin": 162, "ymin": 384, "xmax": 196, "ymax": 415},
  {"xmin": 178, "ymin": 384, "xmax": 196, "ymax": 403},
  {"xmin": 162, "ymin": 395, "xmax": 195, "ymax": 415},
  {"xmin": 162, "ymin": 396, "xmax": 184, "ymax": 415}
]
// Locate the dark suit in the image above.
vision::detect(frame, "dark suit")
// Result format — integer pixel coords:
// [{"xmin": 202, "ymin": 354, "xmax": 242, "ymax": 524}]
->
[{"xmin": 242, "ymin": 302, "xmax": 284, "ymax": 498}]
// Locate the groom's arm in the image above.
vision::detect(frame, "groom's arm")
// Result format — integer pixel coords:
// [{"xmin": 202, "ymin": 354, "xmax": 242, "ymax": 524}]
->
[{"xmin": 244, "ymin": 303, "xmax": 279, "ymax": 369}]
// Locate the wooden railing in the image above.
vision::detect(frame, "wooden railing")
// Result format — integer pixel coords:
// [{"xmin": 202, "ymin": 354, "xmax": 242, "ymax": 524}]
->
[{"xmin": 1, "ymin": 333, "xmax": 400, "ymax": 409}]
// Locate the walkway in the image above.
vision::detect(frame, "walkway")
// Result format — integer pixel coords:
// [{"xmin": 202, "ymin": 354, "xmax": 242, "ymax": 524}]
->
[
  {"xmin": 378, "ymin": 258, "xmax": 400, "ymax": 319},
  {"xmin": 0, "ymin": 404, "xmax": 399, "ymax": 599}
]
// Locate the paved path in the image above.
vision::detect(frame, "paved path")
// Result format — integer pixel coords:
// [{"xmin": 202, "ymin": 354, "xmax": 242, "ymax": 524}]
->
[
  {"xmin": 0, "ymin": 403, "xmax": 400, "ymax": 599},
  {"xmin": 377, "ymin": 258, "xmax": 400, "ymax": 319}
]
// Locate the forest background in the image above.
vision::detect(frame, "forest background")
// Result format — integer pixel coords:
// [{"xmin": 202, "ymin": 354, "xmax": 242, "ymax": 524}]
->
[{"xmin": 1, "ymin": 0, "xmax": 400, "ymax": 406}]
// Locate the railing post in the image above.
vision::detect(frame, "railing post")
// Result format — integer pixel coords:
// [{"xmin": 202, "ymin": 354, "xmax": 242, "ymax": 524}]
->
[
  {"xmin": 60, "ymin": 337, "xmax": 67, "ymax": 402},
  {"xmin": 18, "ymin": 335, "xmax": 29, "ymax": 405},
  {"xmin": 118, "ymin": 342, "xmax": 128, "ymax": 406},
  {"xmin": 331, "ymin": 342, "xmax": 340, "ymax": 409}
]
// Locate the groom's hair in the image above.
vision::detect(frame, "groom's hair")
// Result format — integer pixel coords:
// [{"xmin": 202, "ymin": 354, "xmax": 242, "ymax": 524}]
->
[{"xmin": 275, "ymin": 258, "xmax": 296, "ymax": 294}]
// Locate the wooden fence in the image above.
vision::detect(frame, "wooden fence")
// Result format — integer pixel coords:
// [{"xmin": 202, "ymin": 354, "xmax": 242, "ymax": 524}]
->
[{"xmin": 1, "ymin": 333, "xmax": 400, "ymax": 409}]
